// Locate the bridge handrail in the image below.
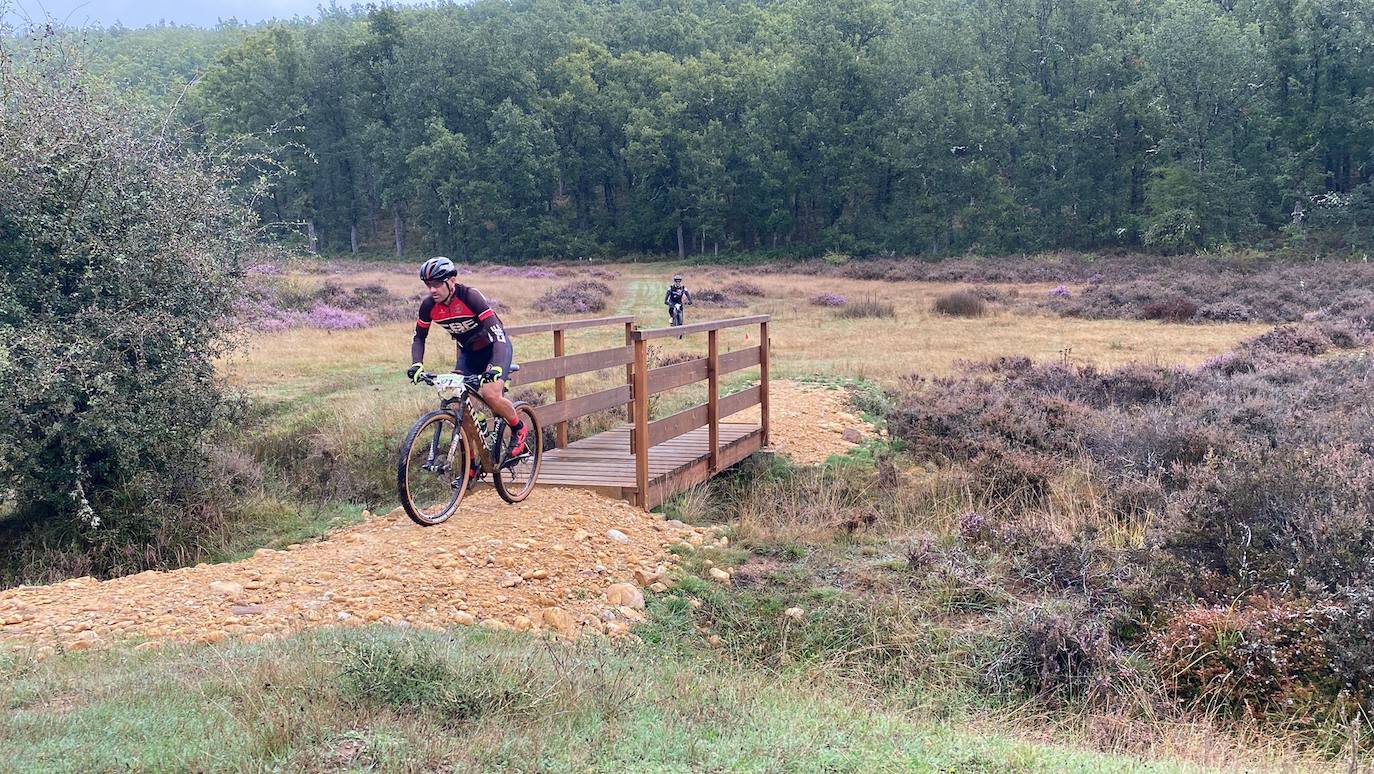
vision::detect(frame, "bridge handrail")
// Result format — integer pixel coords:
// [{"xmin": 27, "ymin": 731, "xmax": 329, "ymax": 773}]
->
[
  {"xmin": 630, "ymin": 315, "xmax": 770, "ymax": 506},
  {"xmin": 630, "ymin": 314, "xmax": 771, "ymax": 341}
]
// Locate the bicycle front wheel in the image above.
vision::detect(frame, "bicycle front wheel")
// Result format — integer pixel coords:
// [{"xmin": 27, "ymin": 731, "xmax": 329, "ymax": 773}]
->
[
  {"xmin": 397, "ymin": 410, "xmax": 470, "ymax": 525},
  {"xmin": 493, "ymin": 402, "xmax": 543, "ymax": 504}
]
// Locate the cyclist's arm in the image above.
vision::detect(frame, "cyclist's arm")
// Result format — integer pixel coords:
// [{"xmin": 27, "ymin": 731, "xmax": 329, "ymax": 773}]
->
[
  {"xmin": 684, "ymin": 288, "xmax": 692, "ymax": 304},
  {"xmin": 464, "ymin": 287, "xmax": 513, "ymax": 374},
  {"xmin": 410, "ymin": 297, "xmax": 435, "ymax": 364},
  {"xmin": 665, "ymin": 288, "xmax": 672, "ymax": 305}
]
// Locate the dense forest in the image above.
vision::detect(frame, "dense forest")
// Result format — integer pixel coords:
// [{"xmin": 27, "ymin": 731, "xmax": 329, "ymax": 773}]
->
[{"xmin": 30, "ymin": 0, "xmax": 1374, "ymax": 259}]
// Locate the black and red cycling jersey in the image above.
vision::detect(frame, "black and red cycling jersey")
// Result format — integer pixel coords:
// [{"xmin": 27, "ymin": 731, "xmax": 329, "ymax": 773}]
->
[{"xmin": 411, "ymin": 285, "xmax": 513, "ymax": 375}]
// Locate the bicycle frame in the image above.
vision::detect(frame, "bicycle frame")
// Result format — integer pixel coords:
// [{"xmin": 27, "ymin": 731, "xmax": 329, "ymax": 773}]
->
[{"xmin": 427, "ymin": 382, "xmax": 507, "ymax": 477}]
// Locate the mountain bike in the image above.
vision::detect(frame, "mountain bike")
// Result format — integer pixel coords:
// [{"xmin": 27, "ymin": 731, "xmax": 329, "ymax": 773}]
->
[
  {"xmin": 669, "ymin": 301, "xmax": 686, "ymax": 327},
  {"xmin": 396, "ymin": 367, "xmax": 543, "ymax": 526}
]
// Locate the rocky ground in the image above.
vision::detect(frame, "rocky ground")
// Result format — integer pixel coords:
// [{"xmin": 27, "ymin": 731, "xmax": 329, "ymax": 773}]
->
[{"xmin": 0, "ymin": 381, "xmax": 874, "ymax": 656}]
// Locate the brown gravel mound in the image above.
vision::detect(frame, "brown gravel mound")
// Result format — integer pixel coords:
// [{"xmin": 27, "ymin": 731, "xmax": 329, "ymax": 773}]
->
[
  {"xmin": 0, "ymin": 489, "xmax": 713, "ymax": 656},
  {"xmin": 0, "ymin": 381, "xmax": 867, "ymax": 656}
]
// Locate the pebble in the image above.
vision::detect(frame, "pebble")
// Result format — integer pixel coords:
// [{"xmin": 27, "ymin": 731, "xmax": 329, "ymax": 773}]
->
[
  {"xmin": 541, "ymin": 607, "xmax": 576, "ymax": 636},
  {"xmin": 606, "ymin": 529, "xmax": 629, "ymax": 543},
  {"xmin": 605, "ymin": 583, "xmax": 645, "ymax": 610},
  {"xmin": 708, "ymin": 568, "xmax": 731, "ymax": 584}
]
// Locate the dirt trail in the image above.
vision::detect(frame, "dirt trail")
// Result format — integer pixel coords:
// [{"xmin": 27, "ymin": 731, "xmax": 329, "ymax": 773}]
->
[{"xmin": 0, "ymin": 381, "xmax": 873, "ymax": 655}]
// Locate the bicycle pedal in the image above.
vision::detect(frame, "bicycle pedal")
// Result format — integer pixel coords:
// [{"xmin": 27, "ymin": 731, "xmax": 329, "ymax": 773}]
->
[{"xmin": 501, "ymin": 452, "xmax": 531, "ymax": 469}]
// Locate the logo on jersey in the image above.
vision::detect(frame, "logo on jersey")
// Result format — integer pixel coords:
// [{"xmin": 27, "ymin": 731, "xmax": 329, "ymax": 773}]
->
[{"xmin": 439, "ymin": 318, "xmax": 479, "ymax": 336}]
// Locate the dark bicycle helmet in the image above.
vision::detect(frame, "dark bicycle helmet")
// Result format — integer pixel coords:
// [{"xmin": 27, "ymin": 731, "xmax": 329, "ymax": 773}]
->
[{"xmin": 419, "ymin": 256, "xmax": 458, "ymax": 282}]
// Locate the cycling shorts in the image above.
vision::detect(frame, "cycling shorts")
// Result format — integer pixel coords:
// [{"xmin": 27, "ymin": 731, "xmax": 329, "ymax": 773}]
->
[{"xmin": 456, "ymin": 343, "xmax": 513, "ymax": 378}]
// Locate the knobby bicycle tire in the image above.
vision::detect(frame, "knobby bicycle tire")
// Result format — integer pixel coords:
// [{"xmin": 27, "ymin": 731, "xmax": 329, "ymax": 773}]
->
[
  {"xmin": 493, "ymin": 402, "xmax": 543, "ymax": 504},
  {"xmin": 397, "ymin": 409, "xmax": 470, "ymax": 525}
]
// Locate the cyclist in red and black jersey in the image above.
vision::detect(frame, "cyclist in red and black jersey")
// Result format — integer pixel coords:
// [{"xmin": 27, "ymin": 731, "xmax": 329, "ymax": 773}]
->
[{"xmin": 406, "ymin": 257, "xmax": 530, "ymax": 457}]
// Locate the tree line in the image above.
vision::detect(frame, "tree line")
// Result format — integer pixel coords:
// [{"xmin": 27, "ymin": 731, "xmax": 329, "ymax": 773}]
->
[{"xmin": 61, "ymin": 0, "xmax": 1374, "ymax": 258}]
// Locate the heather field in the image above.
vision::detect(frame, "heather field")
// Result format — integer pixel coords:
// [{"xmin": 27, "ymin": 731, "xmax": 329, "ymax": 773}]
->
[
  {"xmin": 7, "ymin": 255, "xmax": 1374, "ymax": 771},
  {"xmin": 212, "ymin": 256, "xmax": 1370, "ymax": 765}
]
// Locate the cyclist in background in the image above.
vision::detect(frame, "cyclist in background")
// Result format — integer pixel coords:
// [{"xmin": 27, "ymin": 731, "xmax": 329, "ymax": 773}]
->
[
  {"xmin": 406, "ymin": 257, "xmax": 530, "ymax": 458},
  {"xmin": 665, "ymin": 274, "xmax": 692, "ymax": 326}
]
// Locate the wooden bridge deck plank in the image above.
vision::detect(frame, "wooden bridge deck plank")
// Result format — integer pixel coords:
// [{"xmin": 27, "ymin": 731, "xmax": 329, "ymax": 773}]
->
[{"xmin": 536, "ymin": 422, "xmax": 763, "ymax": 506}]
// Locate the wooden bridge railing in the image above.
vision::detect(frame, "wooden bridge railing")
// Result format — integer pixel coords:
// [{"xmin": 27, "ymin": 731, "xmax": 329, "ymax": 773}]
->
[
  {"xmin": 630, "ymin": 314, "xmax": 771, "ymax": 507},
  {"xmin": 506, "ymin": 315, "xmax": 635, "ymax": 449},
  {"xmin": 508, "ymin": 312, "xmax": 771, "ymax": 508}
]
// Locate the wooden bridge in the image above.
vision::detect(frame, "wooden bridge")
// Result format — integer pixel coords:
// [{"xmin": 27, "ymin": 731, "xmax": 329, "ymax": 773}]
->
[{"xmin": 506, "ymin": 314, "xmax": 770, "ymax": 510}]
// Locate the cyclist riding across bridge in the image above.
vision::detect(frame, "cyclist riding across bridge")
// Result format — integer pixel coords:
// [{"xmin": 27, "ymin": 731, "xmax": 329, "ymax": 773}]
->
[
  {"xmin": 665, "ymin": 273, "xmax": 692, "ymax": 326},
  {"xmin": 406, "ymin": 257, "xmax": 530, "ymax": 458}
]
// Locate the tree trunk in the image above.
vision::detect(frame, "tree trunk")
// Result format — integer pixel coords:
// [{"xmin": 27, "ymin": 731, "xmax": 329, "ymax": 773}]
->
[
  {"xmin": 677, "ymin": 220, "xmax": 686, "ymax": 260},
  {"xmin": 714, "ymin": 241, "xmax": 718, "ymax": 258},
  {"xmin": 394, "ymin": 210, "xmax": 404, "ymax": 257},
  {"xmin": 307, "ymin": 221, "xmax": 318, "ymax": 255},
  {"xmin": 350, "ymin": 223, "xmax": 358, "ymax": 255}
]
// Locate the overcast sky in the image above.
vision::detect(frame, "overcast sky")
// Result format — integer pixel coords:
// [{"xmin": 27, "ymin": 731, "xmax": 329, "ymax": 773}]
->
[{"xmin": 3, "ymin": 0, "xmax": 431, "ymax": 29}]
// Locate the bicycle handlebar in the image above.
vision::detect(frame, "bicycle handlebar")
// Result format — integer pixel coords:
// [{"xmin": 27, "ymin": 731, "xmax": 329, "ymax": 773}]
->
[{"xmin": 418, "ymin": 372, "xmax": 487, "ymax": 390}]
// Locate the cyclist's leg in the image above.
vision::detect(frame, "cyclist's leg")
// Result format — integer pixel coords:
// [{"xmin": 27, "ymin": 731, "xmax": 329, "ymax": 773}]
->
[
  {"xmin": 476, "ymin": 344, "xmax": 529, "ymax": 456},
  {"xmin": 467, "ymin": 344, "xmax": 518, "ymax": 425}
]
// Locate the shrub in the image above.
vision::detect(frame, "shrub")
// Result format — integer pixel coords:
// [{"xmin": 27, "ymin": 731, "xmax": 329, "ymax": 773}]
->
[
  {"xmin": 1198, "ymin": 300, "xmax": 1255, "ymax": 322},
  {"xmin": 1164, "ymin": 443, "xmax": 1374, "ymax": 593},
  {"xmin": 722, "ymin": 280, "xmax": 765, "ymax": 297},
  {"xmin": 0, "ymin": 34, "xmax": 254, "ymax": 581},
  {"xmin": 1048, "ymin": 285, "xmax": 1072, "ymax": 298},
  {"xmin": 1316, "ymin": 319, "xmax": 1368, "ymax": 349},
  {"xmin": 1242, "ymin": 324, "xmax": 1331, "ymax": 356},
  {"xmin": 307, "ymin": 304, "xmax": 369, "ymax": 330},
  {"xmin": 692, "ymin": 288, "xmax": 743, "ymax": 307},
  {"xmin": 933, "ymin": 291, "xmax": 986, "ymax": 317},
  {"xmin": 838, "ymin": 295, "xmax": 896, "ymax": 319},
  {"xmin": 532, "ymin": 280, "xmax": 611, "ymax": 313},
  {"xmin": 1150, "ymin": 598, "xmax": 1337, "ymax": 719},
  {"xmin": 991, "ymin": 598, "xmax": 1120, "ymax": 701},
  {"xmin": 810, "ymin": 292, "xmax": 847, "ymax": 307},
  {"xmin": 1141, "ymin": 297, "xmax": 1199, "ymax": 322},
  {"xmin": 1324, "ymin": 584, "xmax": 1374, "ymax": 704},
  {"xmin": 650, "ymin": 349, "xmax": 700, "ymax": 367}
]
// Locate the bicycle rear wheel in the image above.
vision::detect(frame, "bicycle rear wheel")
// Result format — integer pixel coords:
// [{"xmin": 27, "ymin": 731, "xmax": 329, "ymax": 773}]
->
[
  {"xmin": 397, "ymin": 410, "xmax": 470, "ymax": 525},
  {"xmin": 493, "ymin": 402, "xmax": 542, "ymax": 504}
]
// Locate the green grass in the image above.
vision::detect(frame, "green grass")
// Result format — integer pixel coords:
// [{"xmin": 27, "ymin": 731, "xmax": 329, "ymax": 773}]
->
[
  {"xmin": 205, "ymin": 498, "xmax": 367, "ymax": 564},
  {"xmin": 0, "ymin": 628, "xmax": 1210, "ymax": 773}
]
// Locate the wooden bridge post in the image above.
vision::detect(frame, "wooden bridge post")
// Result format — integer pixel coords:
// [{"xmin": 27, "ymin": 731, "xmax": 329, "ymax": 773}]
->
[
  {"xmin": 625, "ymin": 321, "xmax": 636, "ymax": 455},
  {"xmin": 760, "ymin": 320, "xmax": 770, "ymax": 447},
  {"xmin": 707, "ymin": 328, "xmax": 719, "ymax": 471},
  {"xmin": 552, "ymin": 327, "xmax": 568, "ymax": 449},
  {"xmin": 632, "ymin": 337, "xmax": 650, "ymax": 508}
]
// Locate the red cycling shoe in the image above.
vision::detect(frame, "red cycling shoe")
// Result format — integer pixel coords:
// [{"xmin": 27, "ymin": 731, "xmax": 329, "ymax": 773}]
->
[{"xmin": 507, "ymin": 421, "xmax": 530, "ymax": 459}]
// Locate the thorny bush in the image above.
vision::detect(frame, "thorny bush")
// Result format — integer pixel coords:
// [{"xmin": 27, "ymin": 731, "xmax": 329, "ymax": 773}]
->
[{"xmin": 0, "ymin": 34, "xmax": 258, "ymax": 584}]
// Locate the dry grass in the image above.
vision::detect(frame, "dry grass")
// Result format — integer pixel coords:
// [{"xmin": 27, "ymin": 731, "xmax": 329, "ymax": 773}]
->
[{"xmin": 224, "ymin": 262, "xmax": 1268, "ymax": 395}]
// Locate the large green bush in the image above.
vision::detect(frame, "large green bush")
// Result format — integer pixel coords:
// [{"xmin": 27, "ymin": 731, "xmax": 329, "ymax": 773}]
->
[{"xmin": 0, "ymin": 35, "xmax": 255, "ymax": 582}]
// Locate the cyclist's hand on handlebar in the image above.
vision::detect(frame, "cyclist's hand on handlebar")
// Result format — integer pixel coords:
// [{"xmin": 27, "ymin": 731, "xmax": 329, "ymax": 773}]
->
[
  {"xmin": 406, "ymin": 363, "xmax": 425, "ymax": 383},
  {"xmin": 481, "ymin": 366, "xmax": 504, "ymax": 384}
]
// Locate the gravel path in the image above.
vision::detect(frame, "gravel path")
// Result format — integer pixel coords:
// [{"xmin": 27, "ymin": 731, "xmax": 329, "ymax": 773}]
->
[{"xmin": 0, "ymin": 381, "xmax": 873, "ymax": 655}]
